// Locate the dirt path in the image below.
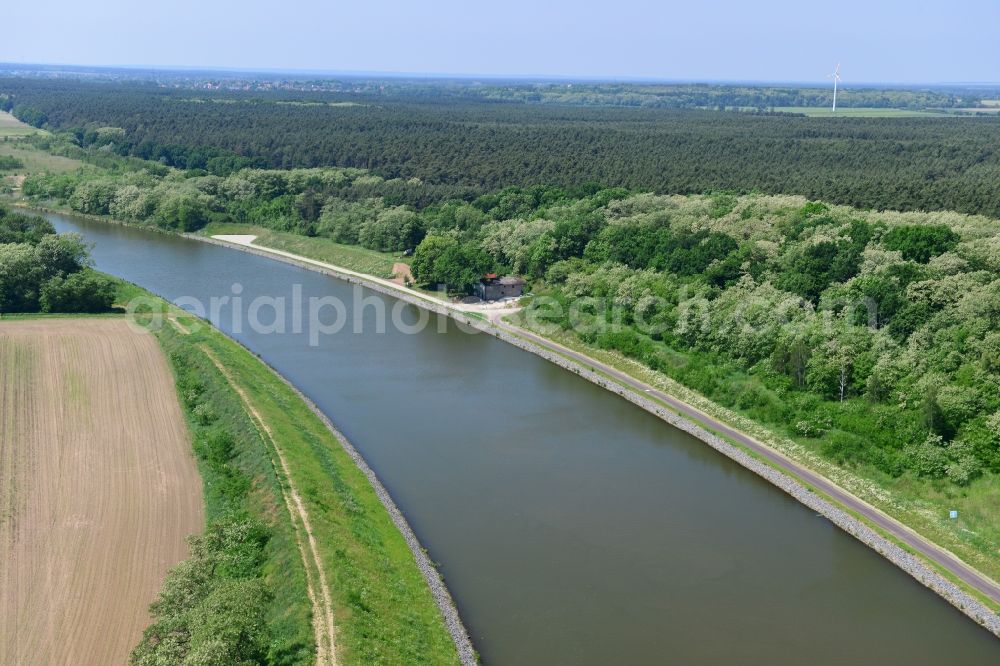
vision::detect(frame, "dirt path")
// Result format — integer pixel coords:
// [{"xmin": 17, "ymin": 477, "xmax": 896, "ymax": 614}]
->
[
  {"xmin": 0, "ymin": 319, "xmax": 203, "ymax": 665},
  {"xmin": 391, "ymin": 262, "xmax": 414, "ymax": 286},
  {"xmin": 167, "ymin": 315, "xmax": 192, "ymax": 335},
  {"xmin": 201, "ymin": 347, "xmax": 338, "ymax": 666}
]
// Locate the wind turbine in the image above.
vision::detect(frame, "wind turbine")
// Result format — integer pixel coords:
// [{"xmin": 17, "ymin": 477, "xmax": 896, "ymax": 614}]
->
[{"xmin": 827, "ymin": 63, "xmax": 842, "ymax": 113}]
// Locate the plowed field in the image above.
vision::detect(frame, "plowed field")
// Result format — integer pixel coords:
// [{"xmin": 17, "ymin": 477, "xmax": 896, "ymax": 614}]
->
[{"xmin": 0, "ymin": 319, "xmax": 203, "ymax": 665}]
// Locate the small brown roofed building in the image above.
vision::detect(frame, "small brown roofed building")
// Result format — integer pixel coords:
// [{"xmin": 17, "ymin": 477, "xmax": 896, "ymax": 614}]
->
[{"xmin": 475, "ymin": 274, "xmax": 526, "ymax": 301}]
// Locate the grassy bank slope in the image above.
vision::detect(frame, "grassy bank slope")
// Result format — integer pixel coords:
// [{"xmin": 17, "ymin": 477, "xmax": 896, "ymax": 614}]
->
[
  {"xmin": 0, "ymin": 110, "xmax": 46, "ymax": 138},
  {"xmin": 125, "ymin": 282, "xmax": 460, "ymax": 665},
  {"xmin": 199, "ymin": 222, "xmax": 401, "ymax": 278}
]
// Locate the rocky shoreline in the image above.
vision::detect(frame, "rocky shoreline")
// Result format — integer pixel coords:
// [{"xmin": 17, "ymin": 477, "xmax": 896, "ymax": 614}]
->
[{"xmin": 197, "ymin": 233, "xmax": 1000, "ymax": 640}]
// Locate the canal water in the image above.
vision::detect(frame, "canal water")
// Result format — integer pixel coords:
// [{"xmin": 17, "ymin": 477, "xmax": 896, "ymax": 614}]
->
[{"xmin": 48, "ymin": 211, "xmax": 1000, "ymax": 664}]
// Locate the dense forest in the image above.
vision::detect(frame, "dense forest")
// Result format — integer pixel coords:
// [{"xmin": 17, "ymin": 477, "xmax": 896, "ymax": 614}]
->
[
  {"xmin": 3, "ymin": 78, "xmax": 1000, "ymax": 217},
  {"xmin": 0, "ymin": 205, "xmax": 115, "ymax": 313},
  {"xmin": 21, "ymin": 157, "xmax": 1000, "ymax": 487},
  {"xmin": 516, "ymin": 194, "xmax": 1000, "ymax": 486}
]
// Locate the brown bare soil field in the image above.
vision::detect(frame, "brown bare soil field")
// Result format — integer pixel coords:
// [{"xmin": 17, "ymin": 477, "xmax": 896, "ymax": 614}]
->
[
  {"xmin": 391, "ymin": 262, "xmax": 415, "ymax": 287},
  {"xmin": 0, "ymin": 318, "xmax": 203, "ymax": 665}
]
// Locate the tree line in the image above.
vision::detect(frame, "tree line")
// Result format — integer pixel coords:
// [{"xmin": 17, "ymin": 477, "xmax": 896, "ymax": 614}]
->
[{"xmin": 0, "ymin": 205, "xmax": 115, "ymax": 313}]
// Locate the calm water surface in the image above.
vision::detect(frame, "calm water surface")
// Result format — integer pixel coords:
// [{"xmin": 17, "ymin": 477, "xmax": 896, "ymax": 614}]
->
[{"xmin": 49, "ymin": 212, "xmax": 1000, "ymax": 664}]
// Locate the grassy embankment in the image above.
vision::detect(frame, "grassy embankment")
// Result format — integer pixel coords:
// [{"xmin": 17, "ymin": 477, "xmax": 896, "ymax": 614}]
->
[
  {"xmin": 116, "ymin": 281, "xmax": 461, "ymax": 664},
  {"xmin": 0, "ymin": 112, "xmax": 80, "ymax": 195},
  {"xmin": 198, "ymin": 222, "xmax": 450, "ymax": 303},
  {"xmin": 199, "ymin": 222, "xmax": 402, "ymax": 279},
  {"xmin": 0, "ymin": 140, "xmax": 80, "ymax": 173},
  {"xmin": 0, "ymin": 110, "xmax": 49, "ymax": 138}
]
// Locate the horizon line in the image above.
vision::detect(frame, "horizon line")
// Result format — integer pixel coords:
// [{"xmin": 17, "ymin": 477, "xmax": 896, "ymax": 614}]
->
[{"xmin": 2, "ymin": 60, "xmax": 998, "ymax": 89}]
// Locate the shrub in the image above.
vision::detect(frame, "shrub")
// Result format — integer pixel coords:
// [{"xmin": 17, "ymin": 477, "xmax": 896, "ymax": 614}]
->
[
  {"xmin": 358, "ymin": 207, "xmax": 424, "ymax": 252},
  {"xmin": 0, "ymin": 243, "xmax": 43, "ymax": 312},
  {"xmin": 154, "ymin": 191, "xmax": 212, "ymax": 231},
  {"xmin": 69, "ymin": 180, "xmax": 118, "ymax": 215},
  {"xmin": 39, "ymin": 270, "xmax": 116, "ymax": 313},
  {"xmin": 945, "ymin": 453, "xmax": 982, "ymax": 486},
  {"xmin": 820, "ymin": 431, "xmax": 867, "ymax": 465},
  {"xmin": 882, "ymin": 224, "xmax": 959, "ymax": 263},
  {"xmin": 901, "ymin": 433, "xmax": 981, "ymax": 484},
  {"xmin": 905, "ymin": 434, "xmax": 950, "ymax": 478},
  {"xmin": 0, "ymin": 155, "xmax": 24, "ymax": 170},
  {"xmin": 0, "ymin": 205, "xmax": 55, "ymax": 244},
  {"xmin": 131, "ymin": 522, "xmax": 273, "ymax": 666},
  {"xmin": 957, "ymin": 413, "xmax": 1000, "ymax": 472},
  {"xmin": 192, "ymin": 402, "xmax": 218, "ymax": 426}
]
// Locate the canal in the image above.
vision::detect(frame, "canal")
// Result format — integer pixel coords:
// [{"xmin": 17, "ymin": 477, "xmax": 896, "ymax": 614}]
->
[{"xmin": 48, "ymin": 211, "xmax": 1000, "ymax": 664}]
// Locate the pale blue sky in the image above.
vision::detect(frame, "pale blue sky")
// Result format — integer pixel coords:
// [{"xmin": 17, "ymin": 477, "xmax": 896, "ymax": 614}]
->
[{"xmin": 3, "ymin": 0, "xmax": 998, "ymax": 83}]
